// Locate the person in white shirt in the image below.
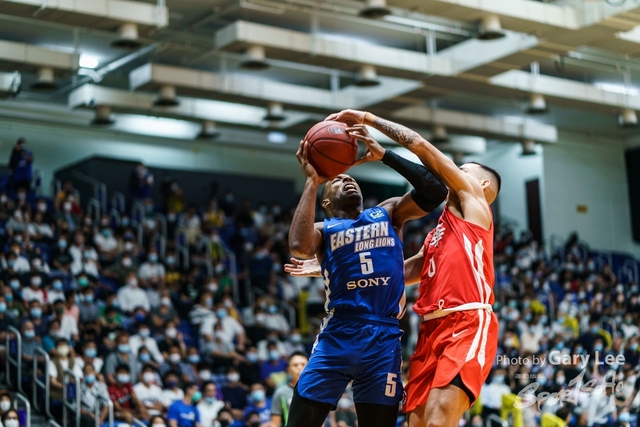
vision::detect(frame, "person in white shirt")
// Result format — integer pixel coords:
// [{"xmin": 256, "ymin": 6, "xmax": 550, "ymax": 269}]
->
[
  {"xmin": 257, "ymin": 331, "xmax": 287, "ymax": 361},
  {"xmin": 160, "ymin": 371, "xmax": 184, "ymax": 409},
  {"xmin": 69, "ymin": 232, "xmax": 97, "ymax": 264},
  {"xmin": 130, "ymin": 324, "xmax": 165, "ymax": 363},
  {"xmin": 50, "ymin": 299, "xmax": 79, "ymax": 342},
  {"xmin": 200, "ymin": 306, "xmax": 245, "ymax": 352},
  {"xmin": 621, "ymin": 314, "xmax": 640, "ymax": 339},
  {"xmin": 28, "ymin": 212, "xmax": 54, "ymax": 242},
  {"xmin": 263, "ymin": 304, "xmax": 289, "ymax": 335},
  {"xmin": 117, "ymin": 273, "xmax": 151, "ymax": 315},
  {"xmin": 197, "ymin": 381, "xmax": 225, "ymax": 427},
  {"xmin": 587, "ymin": 376, "xmax": 617, "ymax": 427},
  {"xmin": 94, "ymin": 226, "xmax": 119, "ymax": 260},
  {"xmin": 138, "ymin": 249, "xmax": 166, "ymax": 285},
  {"xmin": 47, "ymin": 278, "xmax": 66, "ymax": 304},
  {"xmin": 480, "ymin": 369, "xmax": 512, "ymax": 420},
  {"xmin": 6, "ymin": 246, "xmax": 30, "ymax": 274},
  {"xmin": 283, "ymin": 329, "xmax": 305, "ymax": 356},
  {"xmin": 134, "ymin": 365, "xmax": 165, "ymax": 416},
  {"xmin": 21, "ymin": 274, "xmax": 46, "ymax": 304},
  {"xmin": 74, "ymin": 341, "xmax": 104, "ymax": 379}
]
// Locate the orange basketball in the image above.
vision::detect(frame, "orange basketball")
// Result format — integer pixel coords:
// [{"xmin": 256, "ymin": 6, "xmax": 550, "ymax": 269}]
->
[{"xmin": 305, "ymin": 121, "xmax": 358, "ymax": 177}]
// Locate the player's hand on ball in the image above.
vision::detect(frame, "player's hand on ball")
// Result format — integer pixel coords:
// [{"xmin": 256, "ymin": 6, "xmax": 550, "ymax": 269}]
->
[
  {"xmin": 296, "ymin": 140, "xmax": 332, "ymax": 184},
  {"xmin": 347, "ymin": 124, "xmax": 386, "ymax": 165},
  {"xmin": 284, "ymin": 257, "xmax": 322, "ymax": 277},
  {"xmin": 325, "ymin": 109, "xmax": 366, "ymax": 127}
]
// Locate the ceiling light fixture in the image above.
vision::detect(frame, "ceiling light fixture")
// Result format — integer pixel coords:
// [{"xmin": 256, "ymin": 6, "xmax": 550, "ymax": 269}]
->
[
  {"xmin": 197, "ymin": 120, "xmax": 220, "ymax": 139},
  {"xmin": 30, "ymin": 67, "xmax": 57, "ymax": 90},
  {"xmin": 355, "ymin": 64, "xmax": 381, "ymax": 87},
  {"xmin": 619, "ymin": 108, "xmax": 638, "ymax": 128},
  {"xmin": 111, "ymin": 23, "xmax": 142, "ymax": 49},
  {"xmin": 154, "ymin": 85, "xmax": 180, "ymax": 107},
  {"xmin": 526, "ymin": 93, "xmax": 547, "ymax": 114},
  {"xmin": 264, "ymin": 102, "xmax": 285, "ymax": 121},
  {"xmin": 92, "ymin": 105, "xmax": 115, "ymax": 125},
  {"xmin": 431, "ymin": 124, "xmax": 448, "ymax": 143},
  {"xmin": 359, "ymin": 0, "xmax": 391, "ymax": 19},
  {"xmin": 79, "ymin": 55, "xmax": 100, "ymax": 69},
  {"xmin": 240, "ymin": 45, "xmax": 269, "ymax": 70},
  {"xmin": 477, "ymin": 15, "xmax": 506, "ymax": 40},
  {"xmin": 521, "ymin": 139, "xmax": 537, "ymax": 156}
]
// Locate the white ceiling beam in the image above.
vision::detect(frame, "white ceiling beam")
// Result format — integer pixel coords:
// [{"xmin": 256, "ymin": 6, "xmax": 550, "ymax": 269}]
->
[{"xmin": 0, "ymin": 39, "xmax": 78, "ymax": 70}]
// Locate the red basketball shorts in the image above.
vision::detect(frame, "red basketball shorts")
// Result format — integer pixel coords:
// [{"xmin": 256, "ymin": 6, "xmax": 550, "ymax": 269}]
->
[{"xmin": 404, "ymin": 310, "xmax": 499, "ymax": 413}]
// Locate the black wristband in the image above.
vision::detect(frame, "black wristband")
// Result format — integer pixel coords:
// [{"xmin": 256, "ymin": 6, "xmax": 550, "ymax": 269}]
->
[{"xmin": 382, "ymin": 150, "xmax": 447, "ymax": 212}]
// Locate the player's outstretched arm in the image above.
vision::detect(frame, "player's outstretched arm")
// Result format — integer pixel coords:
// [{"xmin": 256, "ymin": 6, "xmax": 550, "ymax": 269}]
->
[
  {"xmin": 404, "ymin": 246, "xmax": 424, "ymax": 287},
  {"xmin": 289, "ymin": 140, "xmax": 330, "ymax": 259},
  {"xmin": 284, "ymin": 257, "xmax": 322, "ymax": 277},
  {"xmin": 347, "ymin": 124, "xmax": 447, "ymax": 228}
]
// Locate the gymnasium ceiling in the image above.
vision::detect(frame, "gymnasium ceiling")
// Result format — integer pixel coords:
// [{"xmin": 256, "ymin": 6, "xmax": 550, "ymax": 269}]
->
[{"xmin": 1, "ymin": 0, "xmax": 640, "ymax": 156}]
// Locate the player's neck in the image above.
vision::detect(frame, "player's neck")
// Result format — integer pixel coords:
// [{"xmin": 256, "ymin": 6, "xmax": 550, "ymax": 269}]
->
[{"xmin": 333, "ymin": 206, "xmax": 362, "ymax": 219}]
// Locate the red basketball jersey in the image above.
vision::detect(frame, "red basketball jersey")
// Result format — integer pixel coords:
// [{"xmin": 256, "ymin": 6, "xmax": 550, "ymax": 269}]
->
[{"xmin": 413, "ymin": 204, "xmax": 495, "ymax": 317}]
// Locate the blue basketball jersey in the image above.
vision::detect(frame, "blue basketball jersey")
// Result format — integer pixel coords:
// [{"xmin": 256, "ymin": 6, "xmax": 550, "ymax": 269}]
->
[{"xmin": 320, "ymin": 207, "xmax": 405, "ymax": 317}]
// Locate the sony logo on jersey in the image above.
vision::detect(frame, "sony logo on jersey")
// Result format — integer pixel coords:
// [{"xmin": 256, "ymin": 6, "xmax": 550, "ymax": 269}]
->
[
  {"xmin": 330, "ymin": 221, "xmax": 390, "ymax": 252},
  {"xmin": 346, "ymin": 276, "xmax": 391, "ymax": 290}
]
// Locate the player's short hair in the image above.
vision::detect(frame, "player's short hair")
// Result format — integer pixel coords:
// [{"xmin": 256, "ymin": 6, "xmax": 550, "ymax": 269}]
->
[
  {"xmin": 287, "ymin": 351, "xmax": 309, "ymax": 365},
  {"xmin": 467, "ymin": 161, "xmax": 501, "ymax": 194}
]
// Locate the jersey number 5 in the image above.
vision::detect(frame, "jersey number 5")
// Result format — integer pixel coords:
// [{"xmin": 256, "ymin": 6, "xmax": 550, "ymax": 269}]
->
[
  {"xmin": 385, "ymin": 373, "xmax": 397, "ymax": 397},
  {"xmin": 359, "ymin": 252, "xmax": 374, "ymax": 275}
]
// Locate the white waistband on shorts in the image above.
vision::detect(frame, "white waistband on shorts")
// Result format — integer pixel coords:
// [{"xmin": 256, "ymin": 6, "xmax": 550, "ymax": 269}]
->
[{"xmin": 422, "ymin": 302, "xmax": 493, "ymax": 321}]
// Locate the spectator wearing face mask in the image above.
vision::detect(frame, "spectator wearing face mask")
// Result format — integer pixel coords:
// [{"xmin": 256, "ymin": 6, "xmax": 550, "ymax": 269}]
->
[
  {"xmin": 138, "ymin": 248, "xmax": 166, "ymax": 285},
  {"xmin": 63, "ymin": 288, "xmax": 80, "ymax": 322},
  {"xmin": 237, "ymin": 345, "xmax": 260, "ymax": 386},
  {"xmin": 160, "ymin": 346, "xmax": 194, "ymax": 383},
  {"xmin": 22, "ymin": 300, "xmax": 48, "ymax": 336},
  {"xmin": 480, "ymin": 369, "xmax": 512, "ymax": 420},
  {"xmin": 104, "ymin": 332, "xmax": 139, "ymax": 385},
  {"xmin": 221, "ymin": 368, "xmax": 248, "ymax": 417},
  {"xmin": 52, "ymin": 235, "xmax": 73, "ymax": 275},
  {"xmin": 42, "ymin": 319, "xmax": 62, "ymax": 353},
  {"xmin": 47, "ymin": 278, "xmax": 65, "ymax": 304},
  {"xmin": 134, "ymin": 365, "xmax": 165, "ymax": 416},
  {"xmin": 197, "ymin": 381, "xmax": 225, "ymax": 427},
  {"xmin": 109, "ymin": 364, "xmax": 149, "ymax": 424},
  {"xmin": 256, "ymin": 332, "xmax": 286, "ymax": 362},
  {"xmin": 74, "ymin": 341, "xmax": 104, "ymax": 378},
  {"xmin": 259, "ymin": 343, "xmax": 286, "ymax": 387},
  {"xmin": 94, "ymin": 223, "xmax": 119, "ymax": 264},
  {"xmin": 49, "ymin": 338, "xmax": 75, "ymax": 401},
  {"xmin": 80, "ymin": 364, "xmax": 110, "ymax": 427},
  {"xmin": 1, "ymin": 409, "xmax": 21, "ymax": 427},
  {"xmin": 130, "ymin": 323, "xmax": 164, "ymax": 363},
  {"xmin": 28, "ymin": 211, "xmax": 54, "ymax": 243},
  {"xmin": 262, "ymin": 302, "xmax": 288, "ymax": 335},
  {"xmin": 103, "ymin": 252, "xmax": 137, "ymax": 283},
  {"xmin": 49, "ymin": 298, "xmax": 79, "ymax": 342},
  {"xmin": 331, "ymin": 393, "xmax": 356, "ymax": 427},
  {"xmin": 0, "ymin": 295, "xmax": 16, "ymax": 348},
  {"xmin": 20, "ymin": 272, "xmax": 45, "ymax": 305},
  {"xmin": 0, "ymin": 391, "xmax": 13, "ymax": 420},
  {"xmin": 621, "ymin": 314, "xmax": 639, "ymax": 339},
  {"xmin": 158, "ymin": 321, "xmax": 187, "ymax": 359},
  {"xmin": 167, "ymin": 382, "xmax": 202, "ymax": 427},
  {"xmin": 20, "ymin": 320, "xmax": 43, "ymax": 370},
  {"xmin": 587, "ymin": 374, "xmax": 618, "ymax": 427},
  {"xmin": 578, "ymin": 317, "xmax": 610, "ymax": 355},
  {"xmin": 283, "ymin": 329, "xmax": 305, "ymax": 357},
  {"xmin": 78, "ymin": 287, "xmax": 99, "ymax": 324},
  {"xmin": 117, "ymin": 273, "xmax": 150, "ymax": 315},
  {"xmin": 184, "ymin": 347, "xmax": 203, "ymax": 383},
  {"xmin": 161, "ymin": 371, "xmax": 185, "ymax": 409},
  {"xmin": 202, "ymin": 324, "xmax": 244, "ymax": 371},
  {"xmin": 190, "ymin": 291, "xmax": 216, "ymax": 327},
  {"xmin": 151, "ymin": 292, "xmax": 179, "ymax": 333},
  {"xmin": 212, "ymin": 409, "xmax": 234, "ymax": 427},
  {"xmin": 243, "ymin": 384, "xmax": 270, "ymax": 425}
]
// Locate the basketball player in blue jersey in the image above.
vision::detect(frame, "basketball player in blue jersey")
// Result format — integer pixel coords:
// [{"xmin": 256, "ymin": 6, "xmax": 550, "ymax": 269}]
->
[{"xmin": 286, "ymin": 125, "xmax": 447, "ymax": 427}]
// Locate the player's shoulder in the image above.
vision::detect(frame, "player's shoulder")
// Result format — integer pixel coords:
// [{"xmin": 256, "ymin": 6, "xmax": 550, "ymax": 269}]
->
[{"xmin": 365, "ymin": 206, "xmax": 389, "ymax": 220}]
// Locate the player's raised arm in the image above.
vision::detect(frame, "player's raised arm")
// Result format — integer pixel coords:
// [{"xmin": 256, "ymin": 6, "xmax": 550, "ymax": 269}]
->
[
  {"xmin": 346, "ymin": 124, "xmax": 447, "ymax": 229},
  {"xmin": 289, "ymin": 140, "xmax": 331, "ymax": 259}
]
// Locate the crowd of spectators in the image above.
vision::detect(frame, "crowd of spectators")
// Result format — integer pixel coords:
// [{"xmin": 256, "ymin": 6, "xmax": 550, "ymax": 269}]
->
[{"xmin": 0, "ymin": 155, "xmax": 639, "ymax": 427}]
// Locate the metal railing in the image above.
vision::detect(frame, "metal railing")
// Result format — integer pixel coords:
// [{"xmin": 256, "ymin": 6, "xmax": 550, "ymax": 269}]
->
[
  {"xmin": 130, "ymin": 220, "xmax": 144, "ymax": 248},
  {"xmin": 485, "ymin": 414, "xmax": 508, "ymax": 427},
  {"xmin": 111, "ymin": 191, "xmax": 126, "ymax": 213},
  {"xmin": 87, "ymin": 197, "xmax": 101, "ymax": 223},
  {"xmin": 12, "ymin": 392, "xmax": 31, "ymax": 427},
  {"xmin": 32, "ymin": 169, "xmax": 44, "ymax": 195},
  {"xmin": 46, "ymin": 420, "xmax": 63, "ymax": 427},
  {"xmin": 33, "ymin": 347, "xmax": 53, "ymax": 419},
  {"xmin": 63, "ymin": 369, "xmax": 81, "ymax": 427},
  {"xmin": 132, "ymin": 201, "xmax": 145, "ymax": 223},
  {"xmin": 5, "ymin": 325, "xmax": 23, "ymax": 394},
  {"xmin": 624, "ymin": 259, "xmax": 639, "ymax": 283},
  {"xmin": 157, "ymin": 212, "xmax": 168, "ymax": 239},
  {"xmin": 133, "ymin": 418, "xmax": 147, "ymax": 427},
  {"xmin": 225, "ymin": 249, "xmax": 240, "ymax": 304},
  {"xmin": 177, "ymin": 245, "xmax": 190, "ymax": 270},
  {"xmin": 95, "ymin": 396, "xmax": 114, "ymax": 427},
  {"xmin": 109, "ymin": 208, "xmax": 121, "ymax": 227},
  {"xmin": 153, "ymin": 232, "xmax": 167, "ymax": 260},
  {"xmin": 71, "ymin": 170, "xmax": 107, "ymax": 213},
  {"xmin": 51, "ymin": 178, "xmax": 61, "ymax": 198}
]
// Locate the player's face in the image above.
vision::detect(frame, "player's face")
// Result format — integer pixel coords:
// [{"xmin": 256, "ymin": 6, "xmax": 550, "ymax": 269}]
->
[
  {"xmin": 287, "ymin": 355, "xmax": 308, "ymax": 382},
  {"xmin": 460, "ymin": 164, "xmax": 490, "ymax": 190},
  {"xmin": 327, "ymin": 175, "xmax": 362, "ymax": 201}
]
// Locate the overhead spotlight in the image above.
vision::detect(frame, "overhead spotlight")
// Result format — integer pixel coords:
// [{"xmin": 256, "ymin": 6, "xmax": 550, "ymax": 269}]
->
[
  {"xmin": 264, "ymin": 102, "xmax": 285, "ymax": 121},
  {"xmin": 619, "ymin": 108, "xmax": 638, "ymax": 128},
  {"xmin": 240, "ymin": 45, "xmax": 269, "ymax": 70},
  {"xmin": 111, "ymin": 23, "xmax": 142, "ymax": 49},
  {"xmin": 91, "ymin": 105, "xmax": 115, "ymax": 125},
  {"xmin": 526, "ymin": 93, "xmax": 547, "ymax": 114},
  {"xmin": 359, "ymin": 0, "xmax": 391, "ymax": 19},
  {"xmin": 154, "ymin": 85, "xmax": 180, "ymax": 107},
  {"xmin": 355, "ymin": 65, "xmax": 381, "ymax": 87},
  {"xmin": 431, "ymin": 124, "xmax": 449, "ymax": 143},
  {"xmin": 30, "ymin": 67, "xmax": 57, "ymax": 90},
  {"xmin": 477, "ymin": 15, "xmax": 506, "ymax": 40},
  {"xmin": 197, "ymin": 120, "xmax": 220, "ymax": 139},
  {"xmin": 521, "ymin": 139, "xmax": 537, "ymax": 156}
]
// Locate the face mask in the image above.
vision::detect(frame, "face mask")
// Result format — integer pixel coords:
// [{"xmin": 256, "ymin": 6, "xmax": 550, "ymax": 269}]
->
[
  {"xmin": 166, "ymin": 256, "xmax": 176, "ymax": 265},
  {"xmin": 140, "ymin": 353, "xmax": 151, "ymax": 363},
  {"xmin": 205, "ymin": 298, "xmax": 213, "ymax": 308},
  {"xmin": 30, "ymin": 308, "xmax": 42, "ymax": 318},
  {"xmin": 122, "ymin": 258, "xmax": 132, "ymax": 267},
  {"xmin": 255, "ymin": 314, "xmax": 266, "ymax": 324},
  {"xmin": 192, "ymin": 391, "xmax": 202, "ymax": 403},
  {"xmin": 33, "ymin": 259, "xmax": 42, "ymax": 269},
  {"xmin": 49, "ymin": 330, "xmax": 60, "ymax": 338},
  {"xmin": 215, "ymin": 264, "xmax": 224, "ymax": 274},
  {"xmin": 78, "ymin": 277, "xmax": 89, "ymax": 287},
  {"xmin": 139, "ymin": 329, "xmax": 150, "ymax": 338},
  {"xmin": 5, "ymin": 294, "xmax": 13, "ymax": 303},
  {"xmin": 7, "ymin": 260, "xmax": 15, "ymax": 268},
  {"xmin": 594, "ymin": 344, "xmax": 604, "ymax": 352},
  {"xmin": 227, "ymin": 373, "xmax": 240, "ymax": 383},
  {"xmin": 556, "ymin": 376, "xmax": 565, "ymax": 385},
  {"xmin": 338, "ymin": 398, "xmax": 352, "ymax": 409},
  {"xmin": 166, "ymin": 328, "xmax": 177, "ymax": 339},
  {"xmin": 24, "ymin": 330, "xmax": 35, "ymax": 339},
  {"xmin": 57, "ymin": 345, "xmax": 70, "ymax": 356},
  {"xmin": 58, "ymin": 240, "xmax": 67, "ymax": 249},
  {"xmin": 250, "ymin": 422, "xmax": 260, "ymax": 427},
  {"xmin": 4, "ymin": 420, "xmax": 18, "ymax": 427},
  {"xmin": 102, "ymin": 229, "xmax": 111, "ymax": 237},
  {"xmin": 128, "ymin": 279, "xmax": 138, "ymax": 287},
  {"xmin": 290, "ymin": 334, "xmax": 302, "ymax": 343},
  {"xmin": 117, "ymin": 374, "xmax": 130, "ymax": 384},
  {"xmin": 83, "ymin": 250, "xmax": 93, "ymax": 259},
  {"xmin": 492, "ymin": 375, "xmax": 504, "ymax": 384},
  {"xmin": 149, "ymin": 254, "xmax": 158, "ymax": 263},
  {"xmin": 166, "ymin": 380, "xmax": 178, "ymax": 389},
  {"xmin": 216, "ymin": 309, "xmax": 227, "ymax": 319},
  {"xmin": 247, "ymin": 353, "xmax": 259, "ymax": 363},
  {"xmin": 84, "ymin": 374, "xmax": 96, "ymax": 385},
  {"xmin": 161, "ymin": 297, "xmax": 171, "ymax": 307},
  {"xmin": 0, "ymin": 302, "xmax": 6, "ymax": 313},
  {"xmin": 10, "ymin": 280, "xmax": 20, "ymax": 290},
  {"xmin": 125, "ymin": 242, "xmax": 134, "ymax": 251},
  {"xmin": 591, "ymin": 326, "xmax": 599, "ymax": 334},
  {"xmin": 143, "ymin": 372, "xmax": 155, "ymax": 383},
  {"xmin": 555, "ymin": 342, "xmax": 564, "ymax": 350},
  {"xmin": 504, "ymin": 338, "xmax": 514, "ymax": 348},
  {"xmin": 208, "ymin": 284, "xmax": 218, "ymax": 293},
  {"xmin": 169, "ymin": 354, "xmax": 181, "ymax": 364},
  {"xmin": 135, "ymin": 314, "xmax": 146, "ymax": 323},
  {"xmin": 188, "ymin": 354, "xmax": 200, "ymax": 364},
  {"xmin": 152, "ymin": 424, "xmax": 166, "ymax": 427},
  {"xmin": 84, "ymin": 294, "xmax": 94, "ymax": 304},
  {"xmin": 199, "ymin": 370, "xmax": 212, "ymax": 381},
  {"xmin": 269, "ymin": 350, "xmax": 280, "ymax": 361},
  {"xmin": 85, "ymin": 348, "xmax": 97, "ymax": 358},
  {"xmin": 631, "ymin": 343, "xmax": 639, "ymax": 351},
  {"xmin": 118, "ymin": 344, "xmax": 130, "ymax": 354},
  {"xmin": 55, "ymin": 307, "xmax": 64, "ymax": 316},
  {"xmin": 204, "ymin": 396, "xmax": 216, "ymax": 405},
  {"xmin": 268, "ymin": 305, "xmax": 278, "ymax": 314},
  {"xmin": 53, "ymin": 280, "xmax": 63, "ymax": 290},
  {"xmin": 251, "ymin": 390, "xmax": 265, "ymax": 402},
  {"xmin": 0, "ymin": 400, "xmax": 11, "ymax": 412}
]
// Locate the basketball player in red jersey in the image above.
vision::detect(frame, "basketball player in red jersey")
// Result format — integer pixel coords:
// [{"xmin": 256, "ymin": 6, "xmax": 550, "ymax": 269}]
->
[{"xmin": 326, "ymin": 109, "xmax": 501, "ymax": 427}]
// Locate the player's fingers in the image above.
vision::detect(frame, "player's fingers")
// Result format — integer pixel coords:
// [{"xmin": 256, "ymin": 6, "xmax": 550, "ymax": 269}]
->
[
  {"xmin": 325, "ymin": 113, "xmax": 339, "ymax": 121},
  {"xmin": 289, "ymin": 258, "xmax": 304, "ymax": 265}
]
